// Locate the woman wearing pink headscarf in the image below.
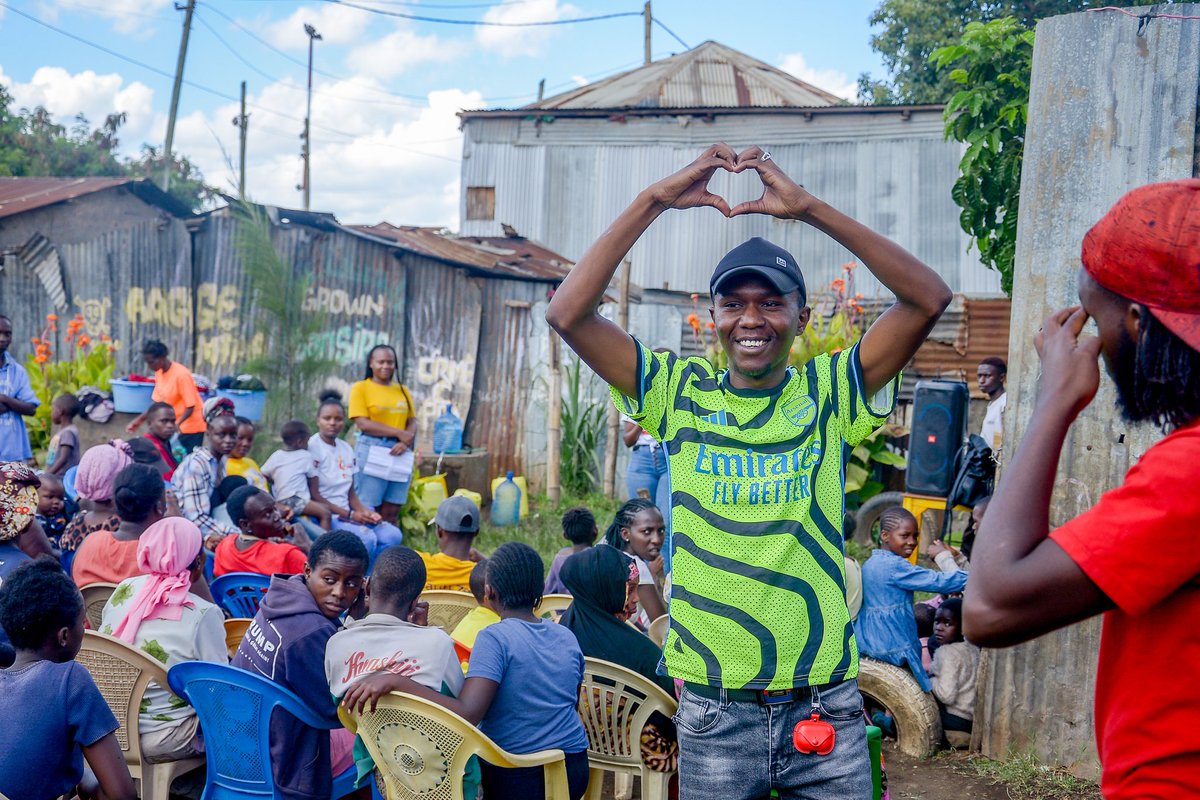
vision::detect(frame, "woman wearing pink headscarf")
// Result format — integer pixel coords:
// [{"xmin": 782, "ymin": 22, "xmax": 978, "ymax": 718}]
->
[
  {"xmin": 60, "ymin": 440, "xmax": 133, "ymax": 554},
  {"xmin": 100, "ymin": 516, "xmax": 225, "ymax": 763}
]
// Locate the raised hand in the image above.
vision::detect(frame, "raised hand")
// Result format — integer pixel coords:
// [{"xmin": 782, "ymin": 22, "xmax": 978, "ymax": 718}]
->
[
  {"xmin": 1033, "ymin": 306, "xmax": 1103, "ymax": 419},
  {"xmin": 646, "ymin": 143, "xmax": 737, "ymax": 216},
  {"xmin": 729, "ymin": 146, "xmax": 818, "ymax": 220}
]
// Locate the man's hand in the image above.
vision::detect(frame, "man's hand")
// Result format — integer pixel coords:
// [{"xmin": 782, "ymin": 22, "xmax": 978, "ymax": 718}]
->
[
  {"xmin": 204, "ymin": 534, "xmax": 225, "ymax": 552},
  {"xmin": 124, "ymin": 420, "xmax": 140, "ymax": 434},
  {"xmin": 648, "ymin": 554, "xmax": 665, "ymax": 579},
  {"xmin": 389, "ymin": 441, "xmax": 408, "ymax": 456},
  {"xmin": 1034, "ymin": 306, "xmax": 1103, "ymax": 420},
  {"xmin": 352, "ymin": 509, "xmax": 382, "ymax": 525},
  {"xmin": 729, "ymin": 146, "xmax": 819, "ymax": 220},
  {"xmin": 408, "ymin": 600, "xmax": 429, "ymax": 627},
  {"xmin": 927, "ymin": 540, "xmax": 948, "ymax": 559},
  {"xmin": 645, "ymin": 143, "xmax": 736, "ymax": 216}
]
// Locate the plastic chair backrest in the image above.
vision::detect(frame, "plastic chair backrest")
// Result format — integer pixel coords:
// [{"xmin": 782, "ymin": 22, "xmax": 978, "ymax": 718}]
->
[
  {"xmin": 76, "ymin": 631, "xmax": 171, "ymax": 775},
  {"xmin": 535, "ymin": 593, "xmax": 573, "ymax": 621},
  {"xmin": 223, "ymin": 618, "xmax": 252, "ymax": 661},
  {"xmin": 420, "ymin": 590, "xmax": 478, "ymax": 631},
  {"xmin": 340, "ymin": 692, "xmax": 569, "ymax": 800},
  {"xmin": 63, "ymin": 465, "xmax": 78, "ymax": 501},
  {"xmin": 210, "ymin": 572, "xmax": 271, "ymax": 618},
  {"xmin": 578, "ymin": 658, "xmax": 678, "ymax": 780},
  {"xmin": 80, "ymin": 582, "xmax": 119, "ymax": 630},
  {"xmin": 168, "ymin": 660, "xmax": 345, "ymax": 799},
  {"xmin": 646, "ymin": 614, "xmax": 669, "ymax": 647}
]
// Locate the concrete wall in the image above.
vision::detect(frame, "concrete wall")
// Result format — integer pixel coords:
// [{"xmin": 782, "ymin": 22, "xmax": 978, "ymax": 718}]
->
[{"xmin": 972, "ymin": 5, "xmax": 1200, "ymax": 776}]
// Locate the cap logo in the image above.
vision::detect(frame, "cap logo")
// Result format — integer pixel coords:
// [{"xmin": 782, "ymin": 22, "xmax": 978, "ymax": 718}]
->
[{"xmin": 776, "ymin": 256, "xmax": 787, "ymax": 268}]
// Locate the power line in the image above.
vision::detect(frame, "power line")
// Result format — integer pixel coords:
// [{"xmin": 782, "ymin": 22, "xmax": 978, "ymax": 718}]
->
[
  {"xmin": 0, "ymin": 1, "xmax": 460, "ymax": 163},
  {"xmin": 652, "ymin": 16, "xmax": 689, "ymax": 50},
  {"xmin": 243, "ymin": 0, "xmax": 536, "ymax": 7},
  {"xmin": 310, "ymin": 0, "xmax": 643, "ymax": 27}
]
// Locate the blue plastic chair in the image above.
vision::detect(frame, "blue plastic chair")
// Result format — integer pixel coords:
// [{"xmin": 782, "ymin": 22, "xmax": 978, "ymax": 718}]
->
[
  {"xmin": 167, "ymin": 661, "xmax": 357, "ymax": 799},
  {"xmin": 204, "ymin": 550, "xmax": 215, "ymax": 583},
  {"xmin": 209, "ymin": 572, "xmax": 271, "ymax": 618},
  {"xmin": 63, "ymin": 465, "xmax": 78, "ymax": 501}
]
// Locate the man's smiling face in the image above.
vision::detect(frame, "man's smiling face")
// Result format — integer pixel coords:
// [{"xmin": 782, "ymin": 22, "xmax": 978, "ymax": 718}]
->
[{"xmin": 711, "ymin": 274, "xmax": 809, "ymax": 389}]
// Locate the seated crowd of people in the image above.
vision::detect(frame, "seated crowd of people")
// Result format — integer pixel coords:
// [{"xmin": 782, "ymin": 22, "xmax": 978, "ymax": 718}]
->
[
  {"xmin": 0, "ymin": 414, "xmax": 681, "ymax": 800},
  {"xmin": 0, "ymin": 329, "xmax": 981, "ymax": 799}
]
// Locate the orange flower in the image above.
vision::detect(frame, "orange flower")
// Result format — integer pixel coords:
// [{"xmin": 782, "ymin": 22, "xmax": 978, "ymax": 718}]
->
[
  {"xmin": 46, "ymin": 313, "xmax": 58, "ymax": 322},
  {"xmin": 705, "ymin": 321, "xmax": 715, "ymax": 329},
  {"xmin": 686, "ymin": 313, "xmax": 701, "ymax": 331},
  {"xmin": 830, "ymin": 278, "xmax": 846, "ymax": 293},
  {"xmin": 100, "ymin": 334, "xmax": 111, "ymax": 342},
  {"xmin": 34, "ymin": 354, "xmax": 48, "ymax": 364},
  {"xmin": 77, "ymin": 334, "xmax": 92, "ymax": 347},
  {"xmin": 690, "ymin": 293, "xmax": 700, "ymax": 301},
  {"xmin": 842, "ymin": 262, "xmax": 856, "ymax": 273}
]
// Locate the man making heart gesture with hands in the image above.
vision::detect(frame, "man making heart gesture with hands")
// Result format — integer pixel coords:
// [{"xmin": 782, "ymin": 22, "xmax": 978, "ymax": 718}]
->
[{"xmin": 547, "ymin": 144, "xmax": 951, "ymax": 799}]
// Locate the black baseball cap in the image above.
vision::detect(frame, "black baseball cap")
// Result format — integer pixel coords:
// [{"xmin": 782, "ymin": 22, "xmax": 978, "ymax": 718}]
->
[{"xmin": 709, "ymin": 237, "xmax": 807, "ymax": 304}]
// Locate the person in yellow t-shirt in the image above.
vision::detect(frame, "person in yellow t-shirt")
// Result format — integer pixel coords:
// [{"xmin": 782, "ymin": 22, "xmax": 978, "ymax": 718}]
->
[
  {"xmin": 449, "ymin": 559, "xmax": 501, "ymax": 672},
  {"xmin": 348, "ymin": 344, "xmax": 418, "ymax": 523},
  {"xmin": 419, "ymin": 495, "xmax": 482, "ymax": 592},
  {"xmin": 224, "ymin": 417, "xmax": 269, "ymax": 491}
]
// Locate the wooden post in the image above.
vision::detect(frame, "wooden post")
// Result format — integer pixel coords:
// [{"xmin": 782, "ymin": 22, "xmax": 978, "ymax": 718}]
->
[
  {"xmin": 547, "ymin": 327, "xmax": 562, "ymax": 506},
  {"xmin": 643, "ymin": 2, "xmax": 652, "ymax": 65},
  {"xmin": 603, "ymin": 260, "xmax": 633, "ymax": 497},
  {"xmin": 162, "ymin": 0, "xmax": 196, "ymax": 192}
]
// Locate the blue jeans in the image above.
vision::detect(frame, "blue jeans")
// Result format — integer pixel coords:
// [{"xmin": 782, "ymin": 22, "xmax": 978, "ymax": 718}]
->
[
  {"xmin": 675, "ymin": 678, "xmax": 872, "ymax": 799},
  {"xmin": 353, "ymin": 434, "xmax": 411, "ymax": 507},
  {"xmin": 331, "ymin": 516, "xmax": 404, "ymax": 569},
  {"xmin": 627, "ymin": 445, "xmax": 667, "ymax": 501}
]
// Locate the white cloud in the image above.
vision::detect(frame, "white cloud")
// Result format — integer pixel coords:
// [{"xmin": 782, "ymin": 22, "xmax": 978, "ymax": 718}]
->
[
  {"xmin": 777, "ymin": 52, "xmax": 857, "ymax": 101},
  {"xmin": 35, "ymin": 0, "xmax": 174, "ymax": 35},
  {"xmin": 171, "ymin": 77, "xmax": 473, "ymax": 227},
  {"xmin": 0, "ymin": 65, "xmax": 156, "ymax": 144},
  {"xmin": 260, "ymin": 3, "xmax": 370, "ymax": 50},
  {"xmin": 475, "ymin": 0, "xmax": 578, "ymax": 58},
  {"xmin": 571, "ymin": 74, "xmax": 588, "ymax": 87},
  {"xmin": 345, "ymin": 28, "xmax": 461, "ymax": 80}
]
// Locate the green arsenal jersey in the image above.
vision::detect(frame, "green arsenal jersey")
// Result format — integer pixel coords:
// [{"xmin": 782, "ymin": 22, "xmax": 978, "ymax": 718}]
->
[{"xmin": 612, "ymin": 339, "xmax": 898, "ymax": 689}]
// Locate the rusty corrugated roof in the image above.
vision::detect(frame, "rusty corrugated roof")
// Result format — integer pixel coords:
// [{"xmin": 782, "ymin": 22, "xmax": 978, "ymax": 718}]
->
[
  {"xmin": 516, "ymin": 41, "xmax": 844, "ymax": 112},
  {"xmin": 911, "ymin": 297, "xmax": 1011, "ymax": 398},
  {"xmin": 0, "ymin": 176, "xmax": 191, "ymax": 219},
  {"xmin": 355, "ymin": 223, "xmax": 575, "ymax": 282}
]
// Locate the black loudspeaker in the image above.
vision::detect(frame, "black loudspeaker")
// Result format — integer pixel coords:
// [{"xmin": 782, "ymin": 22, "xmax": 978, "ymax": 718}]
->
[{"xmin": 906, "ymin": 380, "xmax": 969, "ymax": 497}]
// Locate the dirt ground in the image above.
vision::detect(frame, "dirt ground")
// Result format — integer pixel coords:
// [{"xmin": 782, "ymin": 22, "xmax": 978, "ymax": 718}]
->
[{"xmin": 598, "ymin": 742, "xmax": 1100, "ymax": 799}]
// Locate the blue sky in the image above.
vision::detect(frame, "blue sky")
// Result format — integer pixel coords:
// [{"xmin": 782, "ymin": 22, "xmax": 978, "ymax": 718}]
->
[{"xmin": 0, "ymin": 0, "xmax": 888, "ymax": 226}]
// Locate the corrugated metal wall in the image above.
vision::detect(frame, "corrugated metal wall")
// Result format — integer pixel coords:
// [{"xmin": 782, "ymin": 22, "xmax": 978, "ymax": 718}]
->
[
  {"xmin": 0, "ymin": 213, "xmax": 194, "ymax": 373},
  {"xmin": 466, "ymin": 280, "xmax": 546, "ymax": 479},
  {"xmin": 190, "ymin": 214, "xmax": 407, "ymax": 399},
  {"xmin": 973, "ymin": 7, "xmax": 1200, "ymax": 777},
  {"xmin": 460, "ymin": 112, "xmax": 1003, "ymax": 297},
  {"xmin": 400, "ymin": 257, "xmax": 482, "ymax": 446}
]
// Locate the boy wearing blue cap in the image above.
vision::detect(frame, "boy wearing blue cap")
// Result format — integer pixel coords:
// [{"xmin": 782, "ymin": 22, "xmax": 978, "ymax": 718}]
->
[{"xmin": 546, "ymin": 144, "xmax": 951, "ymax": 798}]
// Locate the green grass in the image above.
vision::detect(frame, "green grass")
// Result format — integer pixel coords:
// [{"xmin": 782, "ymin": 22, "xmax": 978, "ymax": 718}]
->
[
  {"xmin": 946, "ymin": 752, "xmax": 1100, "ymax": 799},
  {"xmin": 401, "ymin": 490, "xmax": 623, "ymax": 573}
]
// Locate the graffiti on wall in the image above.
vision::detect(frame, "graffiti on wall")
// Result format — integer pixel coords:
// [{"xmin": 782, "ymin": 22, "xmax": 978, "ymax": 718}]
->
[{"xmin": 412, "ymin": 351, "xmax": 476, "ymax": 439}]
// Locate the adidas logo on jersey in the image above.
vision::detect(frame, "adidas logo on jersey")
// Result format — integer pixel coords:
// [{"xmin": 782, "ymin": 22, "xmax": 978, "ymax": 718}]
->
[{"xmin": 700, "ymin": 409, "xmax": 736, "ymax": 427}]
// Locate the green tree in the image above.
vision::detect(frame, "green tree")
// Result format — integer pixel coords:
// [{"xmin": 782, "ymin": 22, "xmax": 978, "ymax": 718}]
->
[
  {"xmin": 233, "ymin": 201, "xmax": 337, "ymax": 433},
  {"xmin": 0, "ymin": 87, "xmax": 209, "ymax": 212},
  {"xmin": 932, "ymin": 18, "xmax": 1033, "ymax": 296},
  {"xmin": 860, "ymin": 0, "xmax": 1172, "ymax": 104}
]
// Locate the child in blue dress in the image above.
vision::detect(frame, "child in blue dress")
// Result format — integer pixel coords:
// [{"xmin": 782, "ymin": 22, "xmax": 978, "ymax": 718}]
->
[{"xmin": 854, "ymin": 507, "xmax": 968, "ymax": 691}]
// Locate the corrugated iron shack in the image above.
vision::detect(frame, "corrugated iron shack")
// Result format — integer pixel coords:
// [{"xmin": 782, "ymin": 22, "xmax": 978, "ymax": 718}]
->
[
  {"xmin": 458, "ymin": 40, "xmax": 1006, "ymax": 300},
  {"xmin": 0, "ymin": 177, "xmax": 194, "ymax": 363}
]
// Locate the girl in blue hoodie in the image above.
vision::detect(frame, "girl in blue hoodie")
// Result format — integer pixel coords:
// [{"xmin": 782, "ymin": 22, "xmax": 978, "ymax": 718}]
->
[{"xmin": 232, "ymin": 531, "xmax": 369, "ymax": 800}]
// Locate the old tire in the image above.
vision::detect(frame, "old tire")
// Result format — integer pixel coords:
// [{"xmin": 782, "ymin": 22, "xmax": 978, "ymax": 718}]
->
[
  {"xmin": 853, "ymin": 491, "xmax": 905, "ymax": 544},
  {"xmin": 857, "ymin": 656, "xmax": 942, "ymax": 758}
]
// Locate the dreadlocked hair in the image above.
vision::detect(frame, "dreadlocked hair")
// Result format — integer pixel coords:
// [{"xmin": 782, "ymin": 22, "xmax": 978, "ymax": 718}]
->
[
  {"xmin": 1132, "ymin": 306, "xmax": 1200, "ymax": 431},
  {"xmin": 603, "ymin": 498, "xmax": 657, "ymax": 551},
  {"xmin": 486, "ymin": 541, "xmax": 544, "ymax": 611},
  {"xmin": 878, "ymin": 506, "xmax": 917, "ymax": 536}
]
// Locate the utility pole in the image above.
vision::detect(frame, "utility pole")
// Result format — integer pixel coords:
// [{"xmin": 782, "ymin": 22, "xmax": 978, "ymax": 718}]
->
[
  {"xmin": 643, "ymin": 1, "xmax": 652, "ymax": 65},
  {"xmin": 537, "ymin": 78, "xmax": 545, "ymax": 103},
  {"xmin": 162, "ymin": 0, "xmax": 196, "ymax": 192},
  {"xmin": 302, "ymin": 23, "xmax": 322, "ymax": 211},
  {"xmin": 233, "ymin": 81, "xmax": 249, "ymax": 201}
]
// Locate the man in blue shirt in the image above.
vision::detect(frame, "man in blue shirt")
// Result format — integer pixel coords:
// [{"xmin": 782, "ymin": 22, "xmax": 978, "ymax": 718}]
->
[{"xmin": 0, "ymin": 315, "xmax": 40, "ymax": 462}]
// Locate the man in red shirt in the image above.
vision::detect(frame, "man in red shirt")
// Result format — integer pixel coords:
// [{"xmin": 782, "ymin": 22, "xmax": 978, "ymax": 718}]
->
[
  {"xmin": 214, "ymin": 486, "xmax": 313, "ymax": 577},
  {"xmin": 965, "ymin": 180, "xmax": 1200, "ymax": 798}
]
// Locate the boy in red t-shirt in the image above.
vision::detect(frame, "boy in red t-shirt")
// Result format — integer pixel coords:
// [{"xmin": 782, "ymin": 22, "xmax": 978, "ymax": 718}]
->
[
  {"xmin": 214, "ymin": 486, "xmax": 313, "ymax": 577},
  {"xmin": 965, "ymin": 180, "xmax": 1200, "ymax": 798}
]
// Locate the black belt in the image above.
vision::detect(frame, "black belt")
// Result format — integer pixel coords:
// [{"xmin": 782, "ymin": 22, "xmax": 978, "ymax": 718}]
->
[{"xmin": 684, "ymin": 681, "xmax": 837, "ymax": 705}]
